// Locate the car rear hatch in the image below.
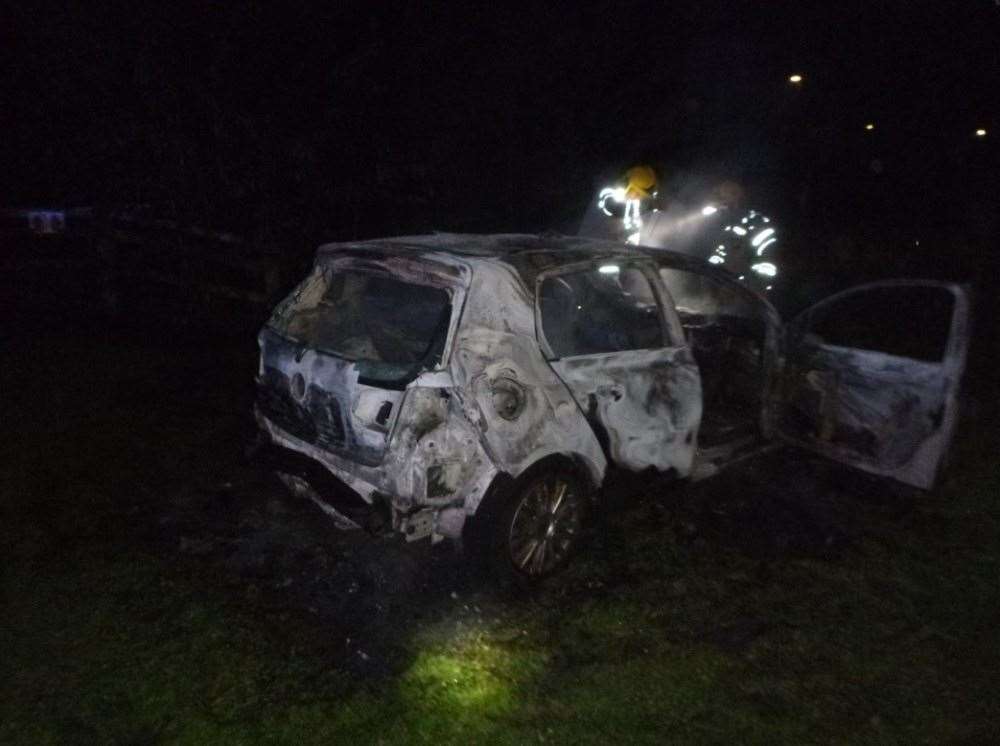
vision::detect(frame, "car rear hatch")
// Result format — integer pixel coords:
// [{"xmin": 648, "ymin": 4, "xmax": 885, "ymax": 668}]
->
[{"xmin": 256, "ymin": 251, "xmax": 465, "ymax": 467}]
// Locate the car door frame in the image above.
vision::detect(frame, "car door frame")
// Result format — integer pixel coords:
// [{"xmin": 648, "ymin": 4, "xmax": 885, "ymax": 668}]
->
[
  {"xmin": 777, "ymin": 279, "xmax": 971, "ymax": 489},
  {"xmin": 533, "ymin": 256, "xmax": 704, "ymax": 477},
  {"xmin": 652, "ymin": 259, "xmax": 786, "ymax": 440}
]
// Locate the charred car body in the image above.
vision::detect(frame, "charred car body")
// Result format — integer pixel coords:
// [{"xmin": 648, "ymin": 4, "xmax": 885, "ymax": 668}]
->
[{"xmin": 253, "ymin": 234, "xmax": 969, "ymax": 581}]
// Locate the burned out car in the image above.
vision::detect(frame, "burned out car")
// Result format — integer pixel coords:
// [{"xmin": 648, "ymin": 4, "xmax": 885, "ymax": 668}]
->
[{"xmin": 253, "ymin": 234, "xmax": 969, "ymax": 581}]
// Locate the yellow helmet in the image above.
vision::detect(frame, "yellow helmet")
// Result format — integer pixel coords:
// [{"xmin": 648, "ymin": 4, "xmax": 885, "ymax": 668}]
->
[{"xmin": 624, "ymin": 165, "xmax": 657, "ymax": 199}]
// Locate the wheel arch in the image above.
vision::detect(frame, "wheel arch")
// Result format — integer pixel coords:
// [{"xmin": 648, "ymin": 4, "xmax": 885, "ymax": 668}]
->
[
  {"xmin": 462, "ymin": 451, "xmax": 597, "ymax": 578},
  {"xmin": 466, "ymin": 450, "xmax": 600, "ymax": 528}
]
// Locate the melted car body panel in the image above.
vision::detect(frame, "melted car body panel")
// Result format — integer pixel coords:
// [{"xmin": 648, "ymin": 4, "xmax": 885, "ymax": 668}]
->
[
  {"xmin": 533, "ymin": 258, "xmax": 705, "ymax": 476},
  {"xmin": 550, "ymin": 346, "xmax": 703, "ymax": 475},
  {"xmin": 783, "ymin": 347, "xmax": 941, "ymax": 467},
  {"xmin": 779, "ymin": 281, "xmax": 970, "ymax": 489},
  {"xmin": 257, "ymin": 327, "xmax": 403, "ymax": 466},
  {"xmin": 255, "ymin": 366, "xmax": 496, "ymax": 521},
  {"xmin": 451, "ymin": 260, "xmax": 608, "ymax": 500}
]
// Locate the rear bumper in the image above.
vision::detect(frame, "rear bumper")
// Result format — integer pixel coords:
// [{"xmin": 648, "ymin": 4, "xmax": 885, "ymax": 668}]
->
[
  {"xmin": 250, "ymin": 437, "xmax": 390, "ymax": 532},
  {"xmin": 255, "ymin": 405, "xmax": 389, "ymax": 497},
  {"xmin": 253, "ymin": 401, "xmax": 498, "ymax": 542}
]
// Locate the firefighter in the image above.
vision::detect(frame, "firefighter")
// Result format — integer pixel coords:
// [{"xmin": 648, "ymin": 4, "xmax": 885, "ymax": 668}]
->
[{"xmin": 597, "ymin": 164, "xmax": 659, "ymax": 244}]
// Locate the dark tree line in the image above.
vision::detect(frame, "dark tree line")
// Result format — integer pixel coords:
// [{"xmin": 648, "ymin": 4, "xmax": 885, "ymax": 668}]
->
[{"xmin": 4, "ymin": 1, "xmax": 998, "ymax": 290}]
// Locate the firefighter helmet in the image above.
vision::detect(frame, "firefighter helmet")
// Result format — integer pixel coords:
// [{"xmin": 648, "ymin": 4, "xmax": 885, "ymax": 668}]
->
[{"xmin": 624, "ymin": 165, "xmax": 657, "ymax": 199}]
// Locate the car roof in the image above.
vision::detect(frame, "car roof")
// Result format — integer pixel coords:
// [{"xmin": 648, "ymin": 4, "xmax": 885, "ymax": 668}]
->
[
  {"xmin": 315, "ymin": 233, "xmax": 778, "ymax": 317},
  {"xmin": 316, "ymin": 232, "xmax": 723, "ymax": 280}
]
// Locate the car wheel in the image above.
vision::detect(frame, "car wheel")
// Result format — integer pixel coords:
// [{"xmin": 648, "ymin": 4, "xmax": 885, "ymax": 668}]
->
[{"xmin": 475, "ymin": 467, "xmax": 590, "ymax": 586}]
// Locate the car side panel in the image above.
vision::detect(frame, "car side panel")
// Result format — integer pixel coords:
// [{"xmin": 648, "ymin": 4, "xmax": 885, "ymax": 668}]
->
[
  {"xmin": 549, "ymin": 346, "xmax": 703, "ymax": 475},
  {"xmin": 451, "ymin": 260, "xmax": 608, "ymax": 510}
]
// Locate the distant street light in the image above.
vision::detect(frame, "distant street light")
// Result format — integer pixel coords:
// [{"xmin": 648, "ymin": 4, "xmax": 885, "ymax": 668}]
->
[
  {"xmin": 788, "ymin": 74, "xmax": 803, "ymax": 84},
  {"xmin": 701, "ymin": 204, "xmax": 718, "ymax": 216},
  {"xmin": 975, "ymin": 128, "xmax": 987, "ymax": 137},
  {"xmin": 865, "ymin": 123, "xmax": 875, "ymax": 131}
]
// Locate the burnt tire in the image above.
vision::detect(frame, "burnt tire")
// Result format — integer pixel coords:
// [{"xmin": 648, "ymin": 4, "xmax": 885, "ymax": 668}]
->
[{"xmin": 469, "ymin": 466, "xmax": 590, "ymax": 588}]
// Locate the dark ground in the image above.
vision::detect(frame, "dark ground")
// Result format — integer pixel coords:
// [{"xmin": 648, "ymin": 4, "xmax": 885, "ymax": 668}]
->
[{"xmin": 2, "ymin": 327, "xmax": 999, "ymax": 744}]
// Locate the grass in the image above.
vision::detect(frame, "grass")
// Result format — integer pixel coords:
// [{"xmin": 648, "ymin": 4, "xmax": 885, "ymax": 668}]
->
[{"xmin": 2, "ymin": 337, "xmax": 999, "ymax": 744}]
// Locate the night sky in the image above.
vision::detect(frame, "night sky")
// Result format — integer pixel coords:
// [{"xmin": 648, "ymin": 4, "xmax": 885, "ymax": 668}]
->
[{"xmin": 4, "ymin": 1, "xmax": 999, "ymax": 285}]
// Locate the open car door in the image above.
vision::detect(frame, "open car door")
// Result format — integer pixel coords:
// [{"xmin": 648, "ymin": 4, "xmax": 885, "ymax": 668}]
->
[{"xmin": 778, "ymin": 281, "xmax": 970, "ymax": 489}]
